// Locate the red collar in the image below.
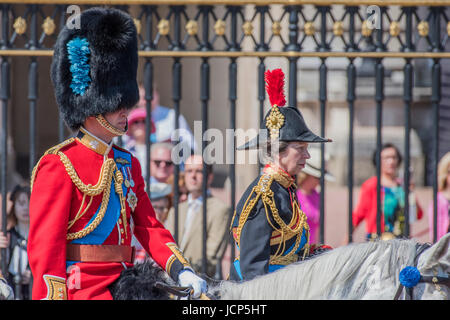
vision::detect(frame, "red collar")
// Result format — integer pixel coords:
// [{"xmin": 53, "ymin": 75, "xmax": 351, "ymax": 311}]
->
[{"xmin": 263, "ymin": 163, "xmax": 296, "ymax": 189}]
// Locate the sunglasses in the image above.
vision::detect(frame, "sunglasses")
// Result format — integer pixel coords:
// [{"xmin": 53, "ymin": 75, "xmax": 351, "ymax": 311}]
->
[
  {"xmin": 152, "ymin": 160, "xmax": 173, "ymax": 167},
  {"xmin": 131, "ymin": 119, "xmax": 146, "ymax": 125}
]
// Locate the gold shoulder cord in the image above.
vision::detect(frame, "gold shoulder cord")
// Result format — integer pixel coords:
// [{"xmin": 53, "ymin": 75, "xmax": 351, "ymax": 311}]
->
[
  {"xmin": 59, "ymin": 153, "xmax": 127, "ymax": 240},
  {"xmin": 234, "ymin": 173, "xmax": 310, "ymax": 266},
  {"xmin": 30, "ymin": 137, "xmax": 127, "ymax": 240},
  {"xmin": 30, "ymin": 138, "xmax": 75, "ymax": 190},
  {"xmin": 234, "ymin": 174, "xmax": 270, "ymax": 248}
]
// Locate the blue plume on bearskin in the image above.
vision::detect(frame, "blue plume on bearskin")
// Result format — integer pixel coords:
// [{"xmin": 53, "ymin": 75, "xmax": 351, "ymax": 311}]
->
[{"xmin": 66, "ymin": 37, "xmax": 91, "ymax": 96}]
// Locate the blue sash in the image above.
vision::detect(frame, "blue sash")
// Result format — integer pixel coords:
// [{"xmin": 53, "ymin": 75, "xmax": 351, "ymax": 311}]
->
[{"xmin": 67, "ymin": 148, "xmax": 131, "ymax": 267}]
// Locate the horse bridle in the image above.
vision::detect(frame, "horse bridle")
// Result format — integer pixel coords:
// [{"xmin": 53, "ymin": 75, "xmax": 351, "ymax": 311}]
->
[{"xmin": 394, "ymin": 243, "xmax": 450, "ymax": 300}]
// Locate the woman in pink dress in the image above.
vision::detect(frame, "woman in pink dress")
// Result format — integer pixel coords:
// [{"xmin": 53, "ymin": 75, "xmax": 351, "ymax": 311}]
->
[
  {"xmin": 428, "ymin": 151, "xmax": 450, "ymax": 241},
  {"xmin": 296, "ymin": 148, "xmax": 335, "ymax": 244}
]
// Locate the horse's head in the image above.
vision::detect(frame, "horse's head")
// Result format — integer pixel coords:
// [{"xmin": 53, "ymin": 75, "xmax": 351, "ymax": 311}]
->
[
  {"xmin": 414, "ymin": 233, "xmax": 450, "ymax": 300},
  {"xmin": 109, "ymin": 261, "xmax": 173, "ymax": 300}
]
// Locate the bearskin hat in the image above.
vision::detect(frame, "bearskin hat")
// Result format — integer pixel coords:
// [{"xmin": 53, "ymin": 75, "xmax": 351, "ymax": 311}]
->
[{"xmin": 51, "ymin": 7, "xmax": 139, "ymax": 131}]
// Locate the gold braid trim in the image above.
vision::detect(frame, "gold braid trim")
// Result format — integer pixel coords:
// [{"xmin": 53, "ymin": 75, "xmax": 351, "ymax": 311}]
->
[
  {"xmin": 234, "ymin": 179, "xmax": 265, "ymax": 248},
  {"xmin": 57, "ymin": 152, "xmax": 117, "ymax": 196},
  {"xmin": 263, "ymin": 190, "xmax": 304, "ymax": 265},
  {"xmin": 234, "ymin": 173, "xmax": 310, "ymax": 266},
  {"xmin": 30, "ymin": 138, "xmax": 75, "ymax": 190},
  {"xmin": 30, "ymin": 137, "xmax": 127, "ymax": 241},
  {"xmin": 67, "ymin": 193, "xmax": 87, "ymax": 230},
  {"xmin": 114, "ymin": 169, "xmax": 127, "ymax": 238},
  {"xmin": 67, "ymin": 194, "xmax": 94, "ymax": 230},
  {"xmin": 66, "ymin": 168, "xmax": 114, "ymax": 240},
  {"xmin": 66, "ymin": 167, "xmax": 125, "ymax": 241},
  {"xmin": 59, "ymin": 151, "xmax": 126, "ymax": 240},
  {"xmin": 262, "ymin": 191, "xmax": 303, "ymax": 237},
  {"xmin": 96, "ymin": 115, "xmax": 126, "ymax": 136},
  {"xmin": 63, "ymin": 155, "xmax": 125, "ymax": 240},
  {"xmin": 264, "ymin": 163, "xmax": 296, "ymax": 189}
]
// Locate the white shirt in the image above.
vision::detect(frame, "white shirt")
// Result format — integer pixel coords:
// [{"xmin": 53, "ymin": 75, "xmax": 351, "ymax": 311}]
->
[{"xmin": 180, "ymin": 194, "xmax": 203, "ymax": 249}]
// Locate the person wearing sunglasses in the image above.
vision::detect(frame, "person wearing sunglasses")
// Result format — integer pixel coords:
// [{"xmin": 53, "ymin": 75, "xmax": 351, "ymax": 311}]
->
[{"xmin": 150, "ymin": 143, "xmax": 175, "ymax": 184}]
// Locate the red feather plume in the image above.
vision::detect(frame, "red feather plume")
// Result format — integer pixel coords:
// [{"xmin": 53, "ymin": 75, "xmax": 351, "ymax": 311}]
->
[{"xmin": 265, "ymin": 68, "xmax": 286, "ymax": 107}]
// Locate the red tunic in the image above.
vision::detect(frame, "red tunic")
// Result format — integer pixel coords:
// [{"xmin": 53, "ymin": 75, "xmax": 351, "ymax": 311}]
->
[{"xmin": 28, "ymin": 129, "xmax": 189, "ymax": 300}]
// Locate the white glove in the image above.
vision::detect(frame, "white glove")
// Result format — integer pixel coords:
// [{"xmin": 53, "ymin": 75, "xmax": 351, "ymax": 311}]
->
[{"xmin": 178, "ymin": 269, "xmax": 207, "ymax": 299}]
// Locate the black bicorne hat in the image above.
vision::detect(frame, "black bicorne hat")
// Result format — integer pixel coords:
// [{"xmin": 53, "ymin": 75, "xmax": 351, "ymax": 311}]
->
[
  {"xmin": 51, "ymin": 7, "xmax": 139, "ymax": 131},
  {"xmin": 237, "ymin": 69, "xmax": 330, "ymax": 150}
]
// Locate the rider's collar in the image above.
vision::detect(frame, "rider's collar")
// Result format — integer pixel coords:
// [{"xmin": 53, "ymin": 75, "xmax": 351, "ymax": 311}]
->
[
  {"xmin": 263, "ymin": 163, "xmax": 296, "ymax": 189},
  {"xmin": 77, "ymin": 126, "xmax": 112, "ymax": 156}
]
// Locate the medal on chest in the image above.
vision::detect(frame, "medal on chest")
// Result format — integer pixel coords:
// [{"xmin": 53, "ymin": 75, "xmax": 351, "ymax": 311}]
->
[
  {"xmin": 127, "ymin": 189, "xmax": 138, "ymax": 212},
  {"xmin": 119, "ymin": 163, "xmax": 135, "ymax": 189},
  {"xmin": 118, "ymin": 162, "xmax": 138, "ymax": 212}
]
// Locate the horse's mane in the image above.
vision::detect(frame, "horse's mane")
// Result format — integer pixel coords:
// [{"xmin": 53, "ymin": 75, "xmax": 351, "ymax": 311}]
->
[{"xmin": 216, "ymin": 239, "xmax": 418, "ymax": 300}]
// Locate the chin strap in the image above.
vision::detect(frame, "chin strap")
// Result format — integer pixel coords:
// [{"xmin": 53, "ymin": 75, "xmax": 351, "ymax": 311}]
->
[{"xmin": 95, "ymin": 114, "xmax": 127, "ymax": 136}]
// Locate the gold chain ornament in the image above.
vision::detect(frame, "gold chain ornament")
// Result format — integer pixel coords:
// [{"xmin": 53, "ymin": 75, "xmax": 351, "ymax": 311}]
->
[
  {"xmin": 65, "ymin": 161, "xmax": 126, "ymax": 241},
  {"xmin": 96, "ymin": 114, "xmax": 127, "ymax": 136}
]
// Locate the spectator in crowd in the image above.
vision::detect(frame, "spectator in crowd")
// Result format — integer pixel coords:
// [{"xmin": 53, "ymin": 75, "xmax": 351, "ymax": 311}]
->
[
  {"xmin": 296, "ymin": 147, "xmax": 335, "ymax": 244},
  {"xmin": 428, "ymin": 151, "xmax": 450, "ymax": 242},
  {"xmin": 166, "ymin": 155, "xmax": 229, "ymax": 278},
  {"xmin": 150, "ymin": 142, "xmax": 175, "ymax": 184},
  {"xmin": 132, "ymin": 182, "xmax": 173, "ymax": 264},
  {"xmin": 150, "ymin": 182, "xmax": 173, "ymax": 225},
  {"xmin": 5, "ymin": 184, "xmax": 31, "ymax": 300},
  {"xmin": 166, "ymin": 172, "xmax": 189, "ymax": 204},
  {"xmin": 124, "ymin": 107, "xmax": 156, "ymax": 181},
  {"xmin": 353, "ymin": 143, "xmax": 423, "ymax": 241},
  {"xmin": 138, "ymin": 85, "xmax": 196, "ymax": 152}
]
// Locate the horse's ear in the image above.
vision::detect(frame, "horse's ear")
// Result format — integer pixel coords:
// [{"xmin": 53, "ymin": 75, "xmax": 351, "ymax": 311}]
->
[{"xmin": 419, "ymin": 233, "xmax": 450, "ymax": 271}]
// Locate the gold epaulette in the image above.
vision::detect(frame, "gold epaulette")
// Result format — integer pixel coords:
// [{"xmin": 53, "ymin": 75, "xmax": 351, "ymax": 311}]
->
[
  {"xmin": 30, "ymin": 138, "xmax": 76, "ymax": 190},
  {"xmin": 233, "ymin": 174, "xmax": 274, "ymax": 248}
]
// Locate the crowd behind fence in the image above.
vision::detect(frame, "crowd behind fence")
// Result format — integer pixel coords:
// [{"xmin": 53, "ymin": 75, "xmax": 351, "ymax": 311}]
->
[{"xmin": 0, "ymin": 1, "xmax": 449, "ymax": 299}]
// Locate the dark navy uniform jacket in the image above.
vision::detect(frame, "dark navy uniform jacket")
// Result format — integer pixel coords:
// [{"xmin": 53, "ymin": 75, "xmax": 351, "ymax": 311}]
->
[{"xmin": 230, "ymin": 164, "xmax": 310, "ymax": 281}]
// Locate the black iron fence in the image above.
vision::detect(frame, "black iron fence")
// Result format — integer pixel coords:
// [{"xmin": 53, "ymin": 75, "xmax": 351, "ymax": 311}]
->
[{"xmin": 0, "ymin": 0, "xmax": 449, "ymax": 298}]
